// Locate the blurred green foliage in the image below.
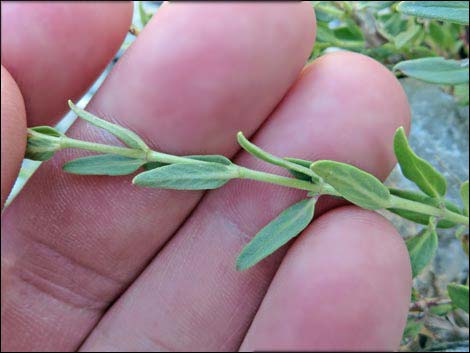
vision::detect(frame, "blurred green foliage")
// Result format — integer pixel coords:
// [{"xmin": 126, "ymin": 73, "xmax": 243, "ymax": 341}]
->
[{"xmin": 310, "ymin": 1, "xmax": 469, "ymax": 106}]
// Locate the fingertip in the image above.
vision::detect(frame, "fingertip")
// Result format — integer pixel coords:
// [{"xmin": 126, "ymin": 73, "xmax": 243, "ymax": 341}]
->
[
  {"xmin": 1, "ymin": 2, "xmax": 133, "ymax": 126},
  {"xmin": 293, "ymin": 50, "xmax": 411, "ymax": 180},
  {"xmin": 1, "ymin": 65, "xmax": 27, "ymax": 208},
  {"xmin": 241, "ymin": 206, "xmax": 412, "ymax": 351},
  {"xmin": 313, "ymin": 50, "xmax": 411, "ymax": 134}
]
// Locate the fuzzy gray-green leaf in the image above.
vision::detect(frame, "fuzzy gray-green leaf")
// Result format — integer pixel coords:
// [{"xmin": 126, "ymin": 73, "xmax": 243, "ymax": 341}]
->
[
  {"xmin": 68, "ymin": 100, "xmax": 148, "ymax": 150},
  {"xmin": 393, "ymin": 57, "xmax": 469, "ymax": 85},
  {"xmin": 447, "ymin": 284, "xmax": 469, "ymax": 313},
  {"xmin": 394, "ymin": 127, "xmax": 447, "ymax": 198},
  {"xmin": 460, "ymin": 180, "xmax": 469, "ymax": 215},
  {"xmin": 63, "ymin": 154, "xmax": 145, "ymax": 175},
  {"xmin": 397, "ymin": 1, "xmax": 469, "ymax": 25},
  {"xmin": 236, "ymin": 198, "xmax": 315, "ymax": 271},
  {"xmin": 406, "ymin": 221, "xmax": 438, "ymax": 278},
  {"xmin": 132, "ymin": 162, "xmax": 236, "ymax": 190},
  {"xmin": 311, "ymin": 160, "xmax": 390, "ymax": 210}
]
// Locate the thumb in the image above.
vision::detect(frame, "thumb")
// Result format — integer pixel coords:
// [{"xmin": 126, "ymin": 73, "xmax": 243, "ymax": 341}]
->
[{"xmin": 1, "ymin": 65, "xmax": 27, "ymax": 209}]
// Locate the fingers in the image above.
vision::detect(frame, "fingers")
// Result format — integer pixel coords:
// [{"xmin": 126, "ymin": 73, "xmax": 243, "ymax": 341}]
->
[
  {"xmin": 1, "ymin": 3, "xmax": 315, "ymax": 351},
  {"xmin": 240, "ymin": 207, "xmax": 412, "ymax": 351},
  {"xmin": 79, "ymin": 52, "xmax": 411, "ymax": 351},
  {"xmin": 1, "ymin": 66, "xmax": 26, "ymax": 208},
  {"xmin": 1, "ymin": 2, "xmax": 132, "ymax": 125}
]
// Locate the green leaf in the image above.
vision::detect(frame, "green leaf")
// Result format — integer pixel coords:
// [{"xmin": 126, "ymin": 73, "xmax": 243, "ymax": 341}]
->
[
  {"xmin": 332, "ymin": 21, "xmax": 365, "ymax": 49},
  {"xmin": 402, "ymin": 318, "xmax": 423, "ymax": 341},
  {"xmin": 397, "ymin": 1, "xmax": 469, "ymax": 25},
  {"xmin": 427, "ymin": 21, "xmax": 453, "ymax": 49},
  {"xmin": 393, "ymin": 127, "xmax": 447, "ymax": 198},
  {"xmin": 377, "ymin": 13, "xmax": 409, "ymax": 42},
  {"xmin": 63, "ymin": 154, "xmax": 145, "ymax": 176},
  {"xmin": 447, "ymin": 284, "xmax": 469, "ymax": 313},
  {"xmin": 132, "ymin": 162, "xmax": 236, "ymax": 190},
  {"xmin": 311, "ymin": 160, "xmax": 391, "ymax": 210},
  {"xmin": 429, "ymin": 303, "xmax": 453, "ymax": 316},
  {"xmin": 394, "ymin": 22, "xmax": 422, "ymax": 49},
  {"xmin": 406, "ymin": 221, "xmax": 438, "ymax": 278},
  {"xmin": 314, "ymin": 2, "xmax": 344, "ymax": 22},
  {"xmin": 394, "ymin": 57, "xmax": 469, "ymax": 85},
  {"xmin": 25, "ymin": 127, "xmax": 63, "ymax": 161},
  {"xmin": 236, "ymin": 198, "xmax": 315, "ymax": 271},
  {"xmin": 460, "ymin": 180, "xmax": 469, "ymax": 215},
  {"xmin": 284, "ymin": 157, "xmax": 313, "ymax": 182},
  {"xmin": 68, "ymin": 100, "xmax": 148, "ymax": 150}
]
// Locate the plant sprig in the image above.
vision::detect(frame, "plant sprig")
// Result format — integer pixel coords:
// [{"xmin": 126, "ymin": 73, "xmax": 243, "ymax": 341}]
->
[{"xmin": 24, "ymin": 100, "xmax": 469, "ymax": 278}]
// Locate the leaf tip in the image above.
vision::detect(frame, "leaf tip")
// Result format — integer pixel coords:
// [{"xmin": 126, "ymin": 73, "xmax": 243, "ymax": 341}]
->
[
  {"xmin": 67, "ymin": 99, "xmax": 76, "ymax": 110},
  {"xmin": 236, "ymin": 131, "xmax": 246, "ymax": 143},
  {"xmin": 235, "ymin": 256, "xmax": 249, "ymax": 272},
  {"xmin": 131, "ymin": 175, "xmax": 140, "ymax": 185}
]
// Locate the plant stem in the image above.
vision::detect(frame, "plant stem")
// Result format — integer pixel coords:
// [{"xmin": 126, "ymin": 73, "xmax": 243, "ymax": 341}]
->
[
  {"xmin": 389, "ymin": 195, "xmax": 469, "ymax": 226},
  {"xmin": 37, "ymin": 132, "xmax": 469, "ymax": 227},
  {"xmin": 237, "ymin": 167, "xmax": 340, "ymax": 196},
  {"xmin": 62, "ymin": 138, "xmax": 146, "ymax": 159},
  {"xmin": 409, "ymin": 297, "xmax": 452, "ymax": 312},
  {"xmin": 237, "ymin": 132, "xmax": 320, "ymax": 181}
]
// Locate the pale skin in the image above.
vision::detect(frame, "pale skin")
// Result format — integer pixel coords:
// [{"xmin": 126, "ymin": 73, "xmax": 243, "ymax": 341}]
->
[{"xmin": 1, "ymin": 2, "xmax": 413, "ymax": 351}]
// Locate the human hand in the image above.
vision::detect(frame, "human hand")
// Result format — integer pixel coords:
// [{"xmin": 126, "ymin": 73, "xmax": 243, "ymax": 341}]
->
[{"xmin": 1, "ymin": 2, "xmax": 412, "ymax": 351}]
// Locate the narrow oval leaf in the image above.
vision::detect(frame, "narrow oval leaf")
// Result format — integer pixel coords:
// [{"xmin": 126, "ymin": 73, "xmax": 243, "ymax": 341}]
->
[
  {"xmin": 388, "ymin": 188, "xmax": 462, "ymax": 228},
  {"xmin": 394, "ymin": 57, "xmax": 469, "ymax": 85},
  {"xmin": 236, "ymin": 198, "xmax": 315, "ymax": 271},
  {"xmin": 394, "ymin": 127, "xmax": 447, "ymax": 198},
  {"xmin": 429, "ymin": 303, "xmax": 453, "ymax": 316},
  {"xmin": 311, "ymin": 160, "xmax": 390, "ymax": 210},
  {"xmin": 460, "ymin": 180, "xmax": 469, "ymax": 215},
  {"xmin": 394, "ymin": 22, "xmax": 421, "ymax": 50},
  {"xmin": 68, "ymin": 100, "xmax": 148, "ymax": 150},
  {"xmin": 447, "ymin": 284, "xmax": 469, "ymax": 313},
  {"xmin": 397, "ymin": 1, "xmax": 469, "ymax": 25},
  {"xmin": 406, "ymin": 222, "xmax": 438, "ymax": 278},
  {"xmin": 284, "ymin": 157, "xmax": 314, "ymax": 182},
  {"xmin": 63, "ymin": 154, "xmax": 145, "ymax": 175},
  {"xmin": 132, "ymin": 162, "xmax": 236, "ymax": 190}
]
